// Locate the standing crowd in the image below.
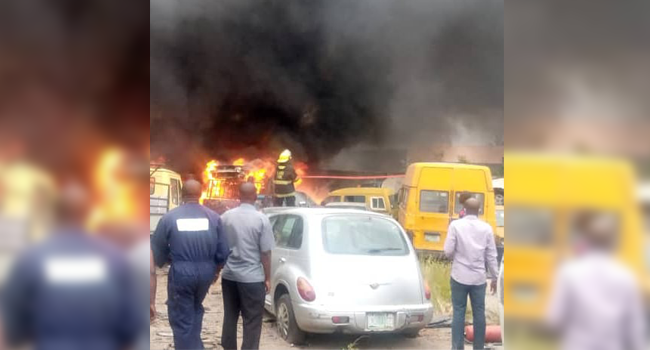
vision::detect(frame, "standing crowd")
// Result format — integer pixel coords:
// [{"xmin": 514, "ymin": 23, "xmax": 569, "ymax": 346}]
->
[
  {"xmin": 150, "ymin": 174, "xmax": 503, "ymax": 350},
  {"xmin": 150, "ymin": 149, "xmax": 299, "ymax": 350},
  {"xmin": 150, "ymin": 180, "xmax": 274, "ymax": 350}
]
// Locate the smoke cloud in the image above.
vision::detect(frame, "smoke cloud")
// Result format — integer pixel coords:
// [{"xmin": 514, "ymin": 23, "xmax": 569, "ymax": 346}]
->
[
  {"xmin": 0, "ymin": 0, "xmax": 149, "ymax": 172},
  {"xmin": 506, "ymin": 0, "xmax": 650, "ymax": 124},
  {"xmin": 505, "ymin": 0, "xmax": 650, "ymax": 156},
  {"xmin": 150, "ymin": 0, "xmax": 504, "ymax": 172}
]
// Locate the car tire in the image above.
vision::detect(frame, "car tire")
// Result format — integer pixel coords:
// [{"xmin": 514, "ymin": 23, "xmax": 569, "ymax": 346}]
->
[
  {"xmin": 275, "ymin": 294, "xmax": 306, "ymax": 345},
  {"xmin": 402, "ymin": 329, "xmax": 420, "ymax": 338}
]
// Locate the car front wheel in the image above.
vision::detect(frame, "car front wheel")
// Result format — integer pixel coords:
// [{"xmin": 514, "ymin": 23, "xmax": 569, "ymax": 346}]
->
[{"xmin": 275, "ymin": 294, "xmax": 306, "ymax": 345}]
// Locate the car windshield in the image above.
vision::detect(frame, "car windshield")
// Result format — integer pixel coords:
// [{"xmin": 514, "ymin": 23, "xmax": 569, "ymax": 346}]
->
[{"xmin": 322, "ymin": 215, "xmax": 408, "ymax": 256}]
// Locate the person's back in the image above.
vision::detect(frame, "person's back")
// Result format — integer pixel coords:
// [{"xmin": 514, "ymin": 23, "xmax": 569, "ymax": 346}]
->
[
  {"xmin": 445, "ymin": 215, "xmax": 497, "ymax": 284},
  {"xmin": 547, "ymin": 253, "xmax": 644, "ymax": 350},
  {"xmin": 150, "ymin": 179, "xmax": 229, "ymax": 350},
  {"xmin": 153, "ymin": 203, "xmax": 225, "ymax": 267},
  {"xmin": 1, "ymin": 181, "xmax": 139, "ymax": 350},
  {"xmin": 546, "ymin": 213, "xmax": 645, "ymax": 350},
  {"xmin": 443, "ymin": 198, "xmax": 498, "ymax": 350},
  {"xmin": 3, "ymin": 232, "xmax": 138, "ymax": 350},
  {"xmin": 221, "ymin": 204, "xmax": 270, "ymax": 283},
  {"xmin": 219, "ymin": 183, "xmax": 274, "ymax": 350}
]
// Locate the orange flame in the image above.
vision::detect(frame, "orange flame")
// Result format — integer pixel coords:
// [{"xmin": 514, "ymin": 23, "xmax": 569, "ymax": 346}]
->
[
  {"xmin": 199, "ymin": 160, "xmax": 219, "ymax": 204},
  {"xmin": 199, "ymin": 157, "xmax": 314, "ymax": 204},
  {"xmin": 199, "ymin": 158, "xmax": 274, "ymax": 202},
  {"xmin": 89, "ymin": 148, "xmax": 142, "ymax": 230}
]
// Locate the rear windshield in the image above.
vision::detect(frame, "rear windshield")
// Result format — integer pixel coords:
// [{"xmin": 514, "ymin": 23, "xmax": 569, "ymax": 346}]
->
[
  {"xmin": 507, "ymin": 207, "xmax": 553, "ymax": 246},
  {"xmin": 322, "ymin": 215, "xmax": 408, "ymax": 256},
  {"xmin": 420, "ymin": 190, "xmax": 449, "ymax": 213}
]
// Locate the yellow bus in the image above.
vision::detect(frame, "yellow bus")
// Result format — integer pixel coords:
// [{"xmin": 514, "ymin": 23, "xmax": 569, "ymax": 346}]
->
[
  {"xmin": 506, "ymin": 153, "xmax": 646, "ymax": 321},
  {"xmin": 322, "ymin": 187, "xmax": 395, "ymax": 217},
  {"xmin": 397, "ymin": 163, "xmax": 496, "ymax": 253}
]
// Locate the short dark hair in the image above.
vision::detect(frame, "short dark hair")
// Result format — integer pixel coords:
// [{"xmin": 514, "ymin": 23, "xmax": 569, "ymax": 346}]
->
[{"xmin": 459, "ymin": 192, "xmax": 472, "ymax": 204}]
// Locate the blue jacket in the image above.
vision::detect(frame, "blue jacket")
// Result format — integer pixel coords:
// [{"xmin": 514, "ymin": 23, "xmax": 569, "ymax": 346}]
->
[
  {"xmin": 2, "ymin": 231, "xmax": 140, "ymax": 350},
  {"xmin": 151, "ymin": 203, "xmax": 229, "ymax": 269}
]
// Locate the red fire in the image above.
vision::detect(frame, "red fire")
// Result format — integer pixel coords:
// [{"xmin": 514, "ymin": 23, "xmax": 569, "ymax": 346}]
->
[{"xmin": 199, "ymin": 157, "xmax": 306, "ymax": 204}]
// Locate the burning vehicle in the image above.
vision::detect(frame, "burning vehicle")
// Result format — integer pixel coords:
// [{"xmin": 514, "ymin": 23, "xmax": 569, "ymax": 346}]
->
[
  {"xmin": 199, "ymin": 158, "xmax": 276, "ymax": 214},
  {"xmin": 198, "ymin": 158, "xmax": 317, "ymax": 213}
]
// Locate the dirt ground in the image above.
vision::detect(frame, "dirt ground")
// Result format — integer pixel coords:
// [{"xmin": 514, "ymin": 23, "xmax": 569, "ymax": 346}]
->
[{"xmin": 150, "ymin": 269, "xmax": 502, "ymax": 350}]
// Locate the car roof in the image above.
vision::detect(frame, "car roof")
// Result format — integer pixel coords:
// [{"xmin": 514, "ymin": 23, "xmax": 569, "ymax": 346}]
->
[
  {"xmin": 325, "ymin": 202, "xmax": 368, "ymax": 209},
  {"xmin": 329, "ymin": 187, "xmax": 389, "ymax": 196}
]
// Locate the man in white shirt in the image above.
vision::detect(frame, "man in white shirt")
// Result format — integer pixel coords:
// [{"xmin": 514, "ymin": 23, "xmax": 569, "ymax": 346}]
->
[
  {"xmin": 546, "ymin": 214, "xmax": 645, "ymax": 350},
  {"xmin": 444, "ymin": 198, "xmax": 499, "ymax": 350}
]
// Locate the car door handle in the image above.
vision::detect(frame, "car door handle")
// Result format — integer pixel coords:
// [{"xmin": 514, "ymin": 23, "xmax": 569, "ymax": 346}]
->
[{"xmin": 279, "ymin": 258, "xmax": 286, "ymax": 263}]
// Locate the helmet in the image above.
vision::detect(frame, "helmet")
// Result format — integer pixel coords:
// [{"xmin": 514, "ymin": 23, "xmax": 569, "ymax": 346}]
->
[{"xmin": 278, "ymin": 149, "xmax": 292, "ymax": 163}]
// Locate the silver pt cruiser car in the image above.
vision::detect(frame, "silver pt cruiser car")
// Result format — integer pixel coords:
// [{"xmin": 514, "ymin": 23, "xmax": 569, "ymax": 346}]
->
[{"xmin": 264, "ymin": 208, "xmax": 434, "ymax": 344}]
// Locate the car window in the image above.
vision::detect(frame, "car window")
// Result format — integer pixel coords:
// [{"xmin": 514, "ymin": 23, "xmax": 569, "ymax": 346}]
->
[
  {"xmin": 389, "ymin": 193, "xmax": 397, "ymax": 209},
  {"xmin": 398, "ymin": 187, "xmax": 409, "ymax": 209},
  {"xmin": 370, "ymin": 197, "xmax": 386, "ymax": 210},
  {"xmin": 322, "ymin": 215, "xmax": 408, "ymax": 255},
  {"xmin": 268, "ymin": 215, "xmax": 278, "ymax": 227},
  {"xmin": 287, "ymin": 217, "xmax": 303, "ymax": 249},
  {"xmin": 454, "ymin": 192, "xmax": 485, "ymax": 215},
  {"xmin": 420, "ymin": 190, "xmax": 449, "ymax": 213},
  {"xmin": 272, "ymin": 215, "xmax": 303, "ymax": 249},
  {"xmin": 496, "ymin": 209, "xmax": 505, "ymax": 227},
  {"xmin": 344, "ymin": 195, "xmax": 366, "ymax": 203},
  {"xmin": 507, "ymin": 207, "xmax": 553, "ymax": 246}
]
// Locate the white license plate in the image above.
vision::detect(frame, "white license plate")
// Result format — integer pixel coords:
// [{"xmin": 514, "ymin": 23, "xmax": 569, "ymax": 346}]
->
[
  {"xmin": 366, "ymin": 313, "xmax": 395, "ymax": 331},
  {"xmin": 425, "ymin": 234, "xmax": 440, "ymax": 242}
]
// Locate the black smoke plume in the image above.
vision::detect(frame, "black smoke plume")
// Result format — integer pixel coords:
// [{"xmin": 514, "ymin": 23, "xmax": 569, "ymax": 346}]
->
[
  {"xmin": 150, "ymin": 0, "xmax": 503, "ymax": 173},
  {"xmin": 0, "ymin": 0, "xmax": 149, "ymax": 173}
]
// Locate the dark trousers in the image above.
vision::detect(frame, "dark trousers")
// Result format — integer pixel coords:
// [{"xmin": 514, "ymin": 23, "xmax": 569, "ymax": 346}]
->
[
  {"xmin": 451, "ymin": 278, "xmax": 487, "ymax": 350},
  {"xmin": 167, "ymin": 264, "xmax": 214, "ymax": 350},
  {"xmin": 273, "ymin": 195, "xmax": 295, "ymax": 207},
  {"xmin": 221, "ymin": 278, "xmax": 266, "ymax": 350}
]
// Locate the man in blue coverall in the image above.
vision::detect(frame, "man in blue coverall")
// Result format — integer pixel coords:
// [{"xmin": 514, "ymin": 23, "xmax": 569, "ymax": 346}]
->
[
  {"xmin": 151, "ymin": 179, "xmax": 229, "ymax": 350},
  {"xmin": 1, "ymin": 181, "xmax": 141, "ymax": 350}
]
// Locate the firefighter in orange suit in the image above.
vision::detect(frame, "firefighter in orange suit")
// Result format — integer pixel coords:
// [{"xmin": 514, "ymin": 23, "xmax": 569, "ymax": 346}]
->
[{"xmin": 272, "ymin": 149, "xmax": 298, "ymax": 207}]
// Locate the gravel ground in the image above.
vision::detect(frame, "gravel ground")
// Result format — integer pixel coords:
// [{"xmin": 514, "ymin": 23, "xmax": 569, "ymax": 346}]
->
[{"xmin": 150, "ymin": 269, "xmax": 502, "ymax": 350}]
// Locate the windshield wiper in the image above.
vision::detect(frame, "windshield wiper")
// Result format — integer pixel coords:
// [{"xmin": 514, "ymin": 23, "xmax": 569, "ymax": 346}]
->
[{"xmin": 366, "ymin": 248, "xmax": 402, "ymax": 254}]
